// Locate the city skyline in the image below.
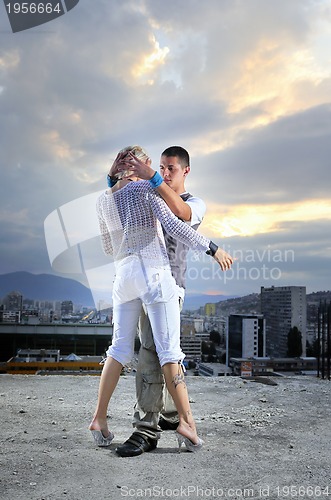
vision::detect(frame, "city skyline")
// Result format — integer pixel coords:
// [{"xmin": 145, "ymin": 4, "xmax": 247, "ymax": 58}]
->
[{"xmin": 1, "ymin": 1, "xmax": 331, "ymax": 300}]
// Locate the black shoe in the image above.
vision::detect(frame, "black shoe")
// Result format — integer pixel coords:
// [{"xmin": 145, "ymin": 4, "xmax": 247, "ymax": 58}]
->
[
  {"xmin": 115, "ymin": 432, "xmax": 157, "ymax": 457},
  {"xmin": 158, "ymin": 416, "xmax": 179, "ymax": 431}
]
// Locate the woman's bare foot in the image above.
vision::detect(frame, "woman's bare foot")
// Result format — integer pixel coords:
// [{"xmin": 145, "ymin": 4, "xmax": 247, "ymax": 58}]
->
[
  {"xmin": 176, "ymin": 421, "xmax": 199, "ymax": 445},
  {"xmin": 89, "ymin": 417, "xmax": 111, "ymax": 438}
]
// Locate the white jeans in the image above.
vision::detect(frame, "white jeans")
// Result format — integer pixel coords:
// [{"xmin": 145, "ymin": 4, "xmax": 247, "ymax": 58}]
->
[{"xmin": 107, "ymin": 256, "xmax": 185, "ymax": 367}]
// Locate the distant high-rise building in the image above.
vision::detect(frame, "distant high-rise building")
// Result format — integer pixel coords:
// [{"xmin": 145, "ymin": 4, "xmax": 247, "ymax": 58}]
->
[
  {"xmin": 3, "ymin": 291, "xmax": 23, "ymax": 312},
  {"xmin": 204, "ymin": 303, "xmax": 216, "ymax": 316},
  {"xmin": 180, "ymin": 336, "xmax": 202, "ymax": 360},
  {"xmin": 261, "ymin": 286, "xmax": 306, "ymax": 357},
  {"xmin": 61, "ymin": 300, "xmax": 73, "ymax": 316},
  {"xmin": 227, "ymin": 314, "xmax": 266, "ymax": 364}
]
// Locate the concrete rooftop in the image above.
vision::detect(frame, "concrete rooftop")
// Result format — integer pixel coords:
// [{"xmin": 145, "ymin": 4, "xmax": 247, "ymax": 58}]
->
[{"xmin": 0, "ymin": 374, "xmax": 330, "ymax": 500}]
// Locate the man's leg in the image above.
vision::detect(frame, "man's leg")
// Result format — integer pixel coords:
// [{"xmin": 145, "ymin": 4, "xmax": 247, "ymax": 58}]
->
[
  {"xmin": 115, "ymin": 296, "xmax": 182, "ymax": 456},
  {"xmin": 135, "ymin": 300, "xmax": 183, "ymax": 432},
  {"xmin": 143, "ymin": 296, "xmax": 200, "ymax": 448},
  {"xmin": 115, "ymin": 307, "xmax": 163, "ymax": 456},
  {"xmin": 133, "ymin": 306, "xmax": 164, "ymax": 439},
  {"xmin": 133, "ymin": 297, "xmax": 183, "ymax": 432}
]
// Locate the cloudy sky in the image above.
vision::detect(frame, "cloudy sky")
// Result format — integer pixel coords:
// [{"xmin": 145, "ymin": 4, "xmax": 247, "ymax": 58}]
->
[{"xmin": 1, "ymin": 0, "xmax": 330, "ymax": 304}]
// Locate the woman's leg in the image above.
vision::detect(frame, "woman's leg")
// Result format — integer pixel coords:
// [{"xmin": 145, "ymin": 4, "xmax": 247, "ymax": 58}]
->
[
  {"xmin": 162, "ymin": 362, "xmax": 199, "ymax": 445},
  {"xmin": 89, "ymin": 357, "xmax": 123, "ymax": 436},
  {"xmin": 89, "ymin": 297, "xmax": 142, "ymax": 436},
  {"xmin": 146, "ymin": 298, "xmax": 200, "ymax": 445}
]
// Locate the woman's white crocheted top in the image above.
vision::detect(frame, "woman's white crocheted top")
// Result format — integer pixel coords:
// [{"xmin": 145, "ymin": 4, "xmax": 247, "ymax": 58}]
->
[{"xmin": 96, "ymin": 180, "xmax": 210, "ymax": 268}]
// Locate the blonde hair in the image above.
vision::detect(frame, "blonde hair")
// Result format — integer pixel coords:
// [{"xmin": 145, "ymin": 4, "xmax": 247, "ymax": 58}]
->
[
  {"xmin": 120, "ymin": 145, "xmax": 149, "ymax": 161},
  {"xmin": 115, "ymin": 145, "xmax": 150, "ymax": 179}
]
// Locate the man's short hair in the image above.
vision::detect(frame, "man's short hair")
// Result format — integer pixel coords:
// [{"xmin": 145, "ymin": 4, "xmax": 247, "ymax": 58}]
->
[{"xmin": 161, "ymin": 146, "xmax": 190, "ymax": 168}]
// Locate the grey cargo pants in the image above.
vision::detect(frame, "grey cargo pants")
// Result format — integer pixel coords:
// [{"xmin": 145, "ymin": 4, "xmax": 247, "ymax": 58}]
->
[{"xmin": 132, "ymin": 298, "xmax": 183, "ymax": 440}]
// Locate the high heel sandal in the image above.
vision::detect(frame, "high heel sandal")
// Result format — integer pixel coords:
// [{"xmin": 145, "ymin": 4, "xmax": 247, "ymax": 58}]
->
[
  {"xmin": 175, "ymin": 431, "xmax": 204, "ymax": 453},
  {"xmin": 90, "ymin": 429, "xmax": 114, "ymax": 447}
]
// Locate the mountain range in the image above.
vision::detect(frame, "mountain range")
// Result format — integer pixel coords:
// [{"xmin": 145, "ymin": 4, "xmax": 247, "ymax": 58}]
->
[
  {"xmin": 0, "ymin": 272, "xmax": 234, "ymax": 309},
  {"xmin": 182, "ymin": 293, "xmax": 236, "ymax": 311},
  {"xmin": 0, "ymin": 272, "xmax": 94, "ymax": 306},
  {"xmin": 3, "ymin": 272, "xmax": 327, "ymax": 311}
]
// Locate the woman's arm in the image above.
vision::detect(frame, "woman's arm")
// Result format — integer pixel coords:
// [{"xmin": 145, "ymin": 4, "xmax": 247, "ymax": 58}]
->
[{"xmin": 96, "ymin": 197, "xmax": 113, "ymax": 255}]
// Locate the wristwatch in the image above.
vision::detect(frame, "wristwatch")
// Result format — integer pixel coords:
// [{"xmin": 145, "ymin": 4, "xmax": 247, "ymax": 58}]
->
[{"xmin": 206, "ymin": 241, "xmax": 218, "ymax": 256}]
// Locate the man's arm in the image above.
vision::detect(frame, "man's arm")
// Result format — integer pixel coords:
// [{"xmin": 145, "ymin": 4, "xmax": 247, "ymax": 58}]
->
[
  {"xmin": 155, "ymin": 181, "xmax": 191, "ymax": 221},
  {"xmin": 120, "ymin": 153, "xmax": 192, "ymax": 221},
  {"xmin": 148, "ymin": 187, "xmax": 233, "ymax": 271}
]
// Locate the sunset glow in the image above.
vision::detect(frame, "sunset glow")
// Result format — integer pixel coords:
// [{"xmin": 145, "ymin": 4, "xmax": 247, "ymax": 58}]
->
[{"xmin": 202, "ymin": 199, "xmax": 331, "ymax": 238}]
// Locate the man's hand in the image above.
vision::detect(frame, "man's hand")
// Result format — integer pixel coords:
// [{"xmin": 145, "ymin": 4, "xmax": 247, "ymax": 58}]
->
[
  {"xmin": 213, "ymin": 248, "xmax": 234, "ymax": 271},
  {"xmin": 108, "ymin": 151, "xmax": 128, "ymax": 178},
  {"xmin": 118, "ymin": 152, "xmax": 153, "ymax": 179},
  {"xmin": 117, "ymin": 152, "xmax": 192, "ymax": 221}
]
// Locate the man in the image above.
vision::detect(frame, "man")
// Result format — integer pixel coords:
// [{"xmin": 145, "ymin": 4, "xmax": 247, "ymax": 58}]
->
[{"xmin": 107, "ymin": 146, "xmax": 232, "ymax": 456}]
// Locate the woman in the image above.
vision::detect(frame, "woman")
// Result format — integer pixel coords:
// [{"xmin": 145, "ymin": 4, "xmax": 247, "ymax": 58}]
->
[{"xmin": 89, "ymin": 145, "xmax": 232, "ymax": 452}]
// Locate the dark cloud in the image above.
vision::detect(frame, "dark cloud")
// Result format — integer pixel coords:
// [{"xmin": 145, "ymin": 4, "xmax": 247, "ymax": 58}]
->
[
  {"xmin": 0, "ymin": 0, "xmax": 330, "ymax": 296},
  {"xmin": 194, "ymin": 104, "xmax": 331, "ymax": 205}
]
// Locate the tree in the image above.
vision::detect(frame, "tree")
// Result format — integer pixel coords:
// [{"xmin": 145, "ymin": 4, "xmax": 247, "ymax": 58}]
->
[
  {"xmin": 306, "ymin": 339, "xmax": 319, "ymax": 357},
  {"xmin": 201, "ymin": 341, "xmax": 216, "ymax": 356},
  {"xmin": 219, "ymin": 352, "xmax": 226, "ymax": 364},
  {"xmin": 209, "ymin": 330, "xmax": 221, "ymax": 345},
  {"xmin": 287, "ymin": 326, "xmax": 303, "ymax": 357}
]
